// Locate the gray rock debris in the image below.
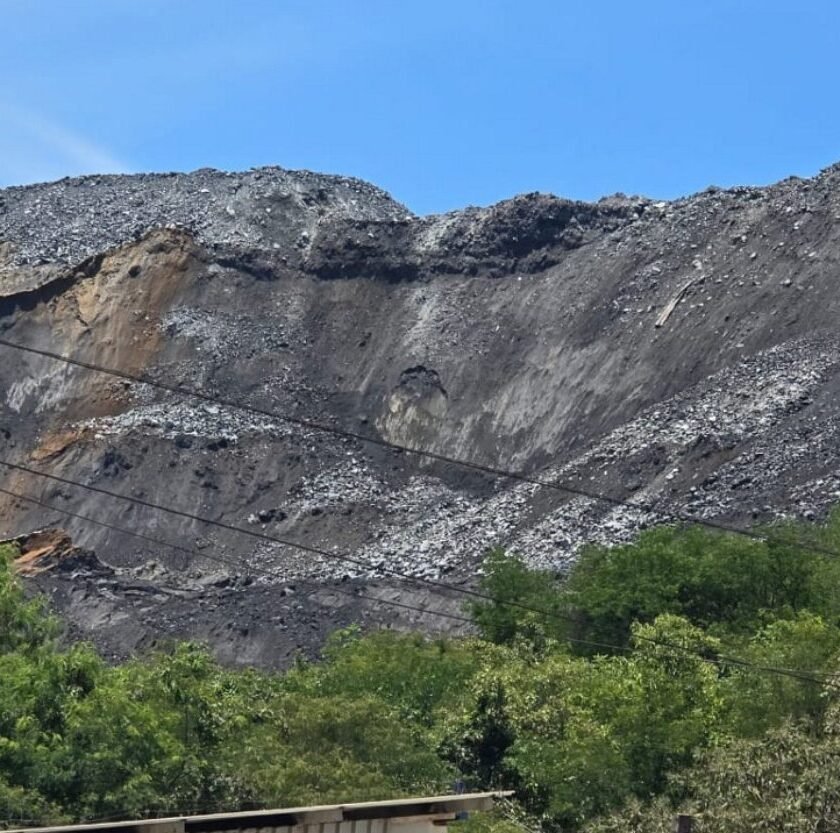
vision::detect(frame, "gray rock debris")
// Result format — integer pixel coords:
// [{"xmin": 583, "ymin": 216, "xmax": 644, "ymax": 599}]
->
[
  {"xmin": 8, "ymin": 159, "xmax": 840, "ymax": 664},
  {"xmin": 0, "ymin": 166, "xmax": 411, "ymax": 270}
]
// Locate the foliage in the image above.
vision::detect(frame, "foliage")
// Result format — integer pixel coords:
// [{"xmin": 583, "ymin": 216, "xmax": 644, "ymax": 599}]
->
[
  {"xmin": 283, "ymin": 627, "xmax": 482, "ymax": 726},
  {"xmin": 561, "ymin": 525, "xmax": 824, "ymax": 650},
  {"xmin": 4, "ymin": 512, "xmax": 840, "ymax": 831},
  {"xmin": 438, "ymin": 615, "xmax": 724, "ymax": 828},
  {"xmin": 451, "ymin": 806, "xmax": 536, "ymax": 833},
  {"xmin": 0, "ymin": 556, "xmax": 454, "ymax": 825},
  {"xmin": 721, "ymin": 612, "xmax": 840, "ymax": 735},
  {"xmin": 225, "ymin": 694, "xmax": 452, "ymax": 806},
  {"xmin": 0, "ymin": 544, "xmax": 59, "ymax": 653},
  {"xmin": 587, "ymin": 710, "xmax": 840, "ymax": 833},
  {"xmin": 468, "ymin": 549, "xmax": 565, "ymax": 647}
]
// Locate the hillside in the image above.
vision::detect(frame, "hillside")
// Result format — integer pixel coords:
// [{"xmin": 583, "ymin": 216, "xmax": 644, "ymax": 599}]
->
[{"xmin": 2, "ymin": 164, "xmax": 840, "ymax": 664}]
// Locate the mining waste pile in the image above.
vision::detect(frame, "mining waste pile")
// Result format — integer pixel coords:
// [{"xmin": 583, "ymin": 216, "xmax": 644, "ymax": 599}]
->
[{"xmin": 2, "ymin": 164, "xmax": 840, "ymax": 665}]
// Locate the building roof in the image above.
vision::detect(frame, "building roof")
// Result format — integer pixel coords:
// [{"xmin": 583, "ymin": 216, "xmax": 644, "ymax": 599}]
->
[{"xmin": 6, "ymin": 792, "xmax": 513, "ymax": 833}]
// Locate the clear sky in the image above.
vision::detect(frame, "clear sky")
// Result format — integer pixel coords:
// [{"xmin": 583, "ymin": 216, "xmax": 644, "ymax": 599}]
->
[{"xmin": 2, "ymin": 0, "xmax": 839, "ymax": 214}]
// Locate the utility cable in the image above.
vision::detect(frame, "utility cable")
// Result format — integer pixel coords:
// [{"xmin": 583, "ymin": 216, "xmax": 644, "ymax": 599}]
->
[
  {"xmin": 0, "ymin": 455, "xmax": 557, "ymax": 614},
  {"xmin": 0, "ymin": 484, "xmax": 473, "ymax": 626},
  {"xmin": 1, "ymin": 468, "xmax": 836, "ymax": 688},
  {"xmin": 6, "ymin": 454, "xmax": 832, "ymax": 677},
  {"xmin": 0, "ymin": 482, "xmax": 635, "ymax": 653},
  {"xmin": 1, "ymin": 337, "xmax": 839, "ymax": 563}
]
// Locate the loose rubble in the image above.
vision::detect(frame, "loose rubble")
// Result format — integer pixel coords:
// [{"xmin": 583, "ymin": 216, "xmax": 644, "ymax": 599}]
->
[
  {"xmin": 4, "ymin": 161, "xmax": 840, "ymax": 664},
  {"xmin": 0, "ymin": 167, "xmax": 411, "ymax": 271}
]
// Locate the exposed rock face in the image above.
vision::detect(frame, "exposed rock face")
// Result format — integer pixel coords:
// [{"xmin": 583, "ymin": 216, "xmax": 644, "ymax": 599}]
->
[
  {"xmin": 7, "ymin": 527, "xmax": 111, "ymax": 576},
  {"xmin": 378, "ymin": 366, "xmax": 449, "ymax": 450},
  {"xmin": 2, "ymin": 164, "xmax": 840, "ymax": 664}
]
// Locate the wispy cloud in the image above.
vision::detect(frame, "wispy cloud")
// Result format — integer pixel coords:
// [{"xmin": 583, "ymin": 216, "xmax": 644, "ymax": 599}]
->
[{"xmin": 0, "ymin": 103, "xmax": 131, "ymax": 186}]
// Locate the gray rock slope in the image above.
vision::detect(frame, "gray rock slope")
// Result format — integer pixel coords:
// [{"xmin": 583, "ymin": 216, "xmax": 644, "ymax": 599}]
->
[{"xmin": 2, "ymin": 163, "xmax": 840, "ymax": 665}]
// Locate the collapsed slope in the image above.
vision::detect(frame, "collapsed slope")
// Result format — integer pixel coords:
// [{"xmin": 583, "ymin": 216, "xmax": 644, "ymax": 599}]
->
[{"xmin": 2, "ymin": 164, "xmax": 840, "ymax": 664}]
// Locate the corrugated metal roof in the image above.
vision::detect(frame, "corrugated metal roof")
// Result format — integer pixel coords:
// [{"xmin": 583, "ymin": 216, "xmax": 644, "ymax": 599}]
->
[{"xmin": 6, "ymin": 792, "xmax": 513, "ymax": 833}]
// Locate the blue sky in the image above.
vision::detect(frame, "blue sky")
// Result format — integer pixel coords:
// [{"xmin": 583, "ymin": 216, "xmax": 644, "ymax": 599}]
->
[{"xmin": 2, "ymin": 1, "xmax": 840, "ymax": 214}]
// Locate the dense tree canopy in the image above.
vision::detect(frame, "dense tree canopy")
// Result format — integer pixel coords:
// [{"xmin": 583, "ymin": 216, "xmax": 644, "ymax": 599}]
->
[{"xmin": 3, "ymin": 514, "xmax": 840, "ymax": 831}]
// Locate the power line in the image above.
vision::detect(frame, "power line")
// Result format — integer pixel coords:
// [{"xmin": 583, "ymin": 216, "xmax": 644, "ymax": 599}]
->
[
  {"xmin": 0, "ymin": 339, "xmax": 834, "ymax": 825},
  {"xmin": 5, "ymin": 479, "xmax": 833, "ymax": 687},
  {"xmin": 0, "ymin": 477, "xmax": 652, "ymax": 656},
  {"xmin": 0, "ymin": 482, "xmax": 626, "ymax": 653},
  {"xmin": 1, "ymin": 469, "xmax": 836, "ymax": 688},
  {"xmin": 2, "ymin": 345, "xmax": 838, "ymax": 683},
  {"xmin": 0, "ymin": 484, "xmax": 473, "ymax": 627},
  {"xmin": 0, "ymin": 455, "xmax": 553, "ymax": 615},
  {"xmin": 1, "ymin": 337, "xmax": 838, "ymax": 563}
]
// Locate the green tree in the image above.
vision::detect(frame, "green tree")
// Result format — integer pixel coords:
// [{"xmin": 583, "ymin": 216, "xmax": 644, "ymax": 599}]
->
[
  {"xmin": 587, "ymin": 716, "xmax": 840, "ymax": 833},
  {"xmin": 224, "ymin": 693, "xmax": 453, "ymax": 806},
  {"xmin": 722, "ymin": 612, "xmax": 840, "ymax": 735},
  {"xmin": 561, "ymin": 525, "xmax": 822, "ymax": 650},
  {"xmin": 0, "ymin": 544, "xmax": 59, "ymax": 653},
  {"xmin": 469, "ymin": 549, "xmax": 564, "ymax": 647},
  {"xmin": 285, "ymin": 628, "xmax": 481, "ymax": 726},
  {"xmin": 441, "ymin": 616, "xmax": 724, "ymax": 830}
]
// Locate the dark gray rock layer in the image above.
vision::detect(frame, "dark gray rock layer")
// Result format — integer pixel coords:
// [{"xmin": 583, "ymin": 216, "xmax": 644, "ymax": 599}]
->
[{"xmin": 2, "ymin": 164, "xmax": 840, "ymax": 665}]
